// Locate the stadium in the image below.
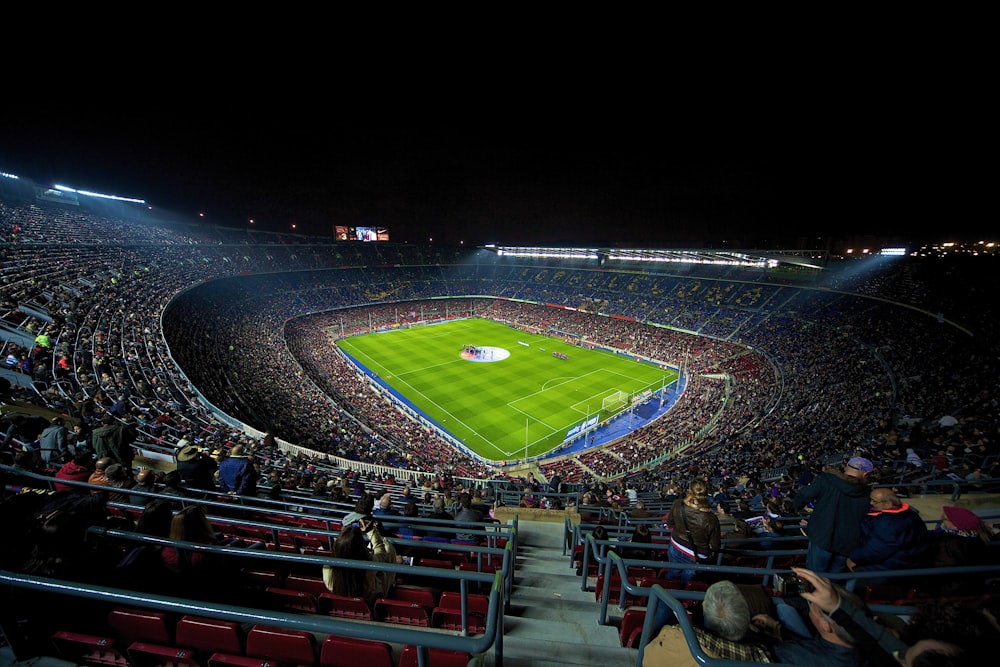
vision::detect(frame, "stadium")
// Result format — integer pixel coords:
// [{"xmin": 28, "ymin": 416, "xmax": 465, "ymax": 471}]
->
[{"xmin": 1, "ymin": 162, "xmax": 999, "ymax": 667}]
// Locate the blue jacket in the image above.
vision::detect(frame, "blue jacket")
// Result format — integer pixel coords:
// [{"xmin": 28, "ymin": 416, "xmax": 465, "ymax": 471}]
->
[
  {"xmin": 217, "ymin": 455, "xmax": 258, "ymax": 495},
  {"xmin": 849, "ymin": 503, "xmax": 928, "ymax": 571}
]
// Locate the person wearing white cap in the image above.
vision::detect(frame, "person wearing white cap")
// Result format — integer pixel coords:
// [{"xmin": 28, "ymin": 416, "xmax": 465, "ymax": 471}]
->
[{"xmin": 792, "ymin": 455, "xmax": 874, "ymax": 574}]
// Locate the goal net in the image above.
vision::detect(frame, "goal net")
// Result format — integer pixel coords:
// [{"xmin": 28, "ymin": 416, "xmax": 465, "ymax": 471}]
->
[{"xmin": 601, "ymin": 389, "xmax": 628, "ymax": 414}]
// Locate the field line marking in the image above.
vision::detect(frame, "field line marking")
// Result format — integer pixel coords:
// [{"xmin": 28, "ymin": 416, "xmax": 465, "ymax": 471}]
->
[{"xmin": 340, "ymin": 344, "xmax": 509, "ymax": 458}]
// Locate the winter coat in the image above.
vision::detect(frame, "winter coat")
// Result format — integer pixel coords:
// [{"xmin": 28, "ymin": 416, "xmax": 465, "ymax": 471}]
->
[{"xmin": 793, "ymin": 466, "xmax": 870, "ymax": 556}]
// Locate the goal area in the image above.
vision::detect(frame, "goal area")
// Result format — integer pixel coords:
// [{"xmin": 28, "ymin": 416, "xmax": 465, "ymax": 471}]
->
[{"xmin": 601, "ymin": 389, "xmax": 628, "ymax": 414}]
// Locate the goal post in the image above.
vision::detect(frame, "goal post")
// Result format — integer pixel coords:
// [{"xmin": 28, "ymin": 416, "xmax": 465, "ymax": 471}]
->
[{"xmin": 601, "ymin": 389, "xmax": 628, "ymax": 413}]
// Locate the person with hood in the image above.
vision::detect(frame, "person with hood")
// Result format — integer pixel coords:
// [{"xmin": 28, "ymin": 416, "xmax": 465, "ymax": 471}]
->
[
  {"xmin": 793, "ymin": 456, "xmax": 873, "ymax": 574},
  {"xmin": 54, "ymin": 450, "xmax": 95, "ymax": 492}
]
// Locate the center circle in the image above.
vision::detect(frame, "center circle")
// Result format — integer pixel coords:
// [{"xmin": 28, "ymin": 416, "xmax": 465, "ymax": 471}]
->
[{"xmin": 459, "ymin": 345, "xmax": 510, "ymax": 362}]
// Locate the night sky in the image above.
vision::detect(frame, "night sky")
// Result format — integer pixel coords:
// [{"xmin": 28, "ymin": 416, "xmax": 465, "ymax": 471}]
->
[{"xmin": 0, "ymin": 108, "xmax": 990, "ymax": 249}]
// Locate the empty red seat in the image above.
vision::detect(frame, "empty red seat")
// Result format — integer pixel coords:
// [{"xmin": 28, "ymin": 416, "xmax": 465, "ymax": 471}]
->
[
  {"xmin": 242, "ymin": 568, "xmax": 284, "ymax": 588},
  {"xmin": 107, "ymin": 606, "xmax": 172, "ymax": 645},
  {"xmin": 51, "ymin": 630, "xmax": 130, "ymax": 667},
  {"xmin": 619, "ymin": 607, "xmax": 646, "ymax": 648},
  {"xmin": 373, "ymin": 598, "xmax": 430, "ymax": 627},
  {"xmin": 318, "ymin": 593, "xmax": 373, "ymax": 620},
  {"xmin": 244, "ymin": 624, "xmax": 317, "ymax": 666},
  {"xmin": 390, "ymin": 585, "xmax": 438, "ymax": 612},
  {"xmin": 264, "ymin": 586, "xmax": 319, "ymax": 614},
  {"xmin": 319, "ymin": 635, "xmax": 393, "ymax": 667},
  {"xmin": 126, "ymin": 641, "xmax": 201, "ymax": 667},
  {"xmin": 399, "ymin": 645, "xmax": 472, "ymax": 667},
  {"xmin": 284, "ymin": 573, "xmax": 329, "ymax": 597},
  {"xmin": 431, "ymin": 607, "xmax": 486, "ymax": 634},
  {"xmin": 175, "ymin": 615, "xmax": 244, "ymax": 656},
  {"xmin": 437, "ymin": 591, "xmax": 488, "ymax": 617}
]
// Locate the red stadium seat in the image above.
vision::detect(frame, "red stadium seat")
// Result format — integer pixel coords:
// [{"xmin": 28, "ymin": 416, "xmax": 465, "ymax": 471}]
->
[
  {"xmin": 127, "ymin": 641, "xmax": 201, "ymax": 667},
  {"xmin": 619, "ymin": 608, "xmax": 646, "ymax": 648},
  {"xmin": 264, "ymin": 586, "xmax": 319, "ymax": 614},
  {"xmin": 318, "ymin": 593, "xmax": 373, "ymax": 620},
  {"xmin": 175, "ymin": 615, "xmax": 244, "ymax": 656},
  {"xmin": 390, "ymin": 585, "xmax": 438, "ymax": 612},
  {"xmin": 399, "ymin": 644, "xmax": 472, "ymax": 667},
  {"xmin": 244, "ymin": 624, "xmax": 317, "ymax": 666},
  {"xmin": 51, "ymin": 631, "xmax": 130, "ymax": 667},
  {"xmin": 373, "ymin": 598, "xmax": 430, "ymax": 627},
  {"xmin": 437, "ymin": 591, "xmax": 489, "ymax": 618},
  {"xmin": 319, "ymin": 635, "xmax": 394, "ymax": 667},
  {"xmin": 284, "ymin": 573, "xmax": 329, "ymax": 597},
  {"xmin": 107, "ymin": 606, "xmax": 171, "ymax": 645},
  {"xmin": 431, "ymin": 607, "xmax": 486, "ymax": 634}
]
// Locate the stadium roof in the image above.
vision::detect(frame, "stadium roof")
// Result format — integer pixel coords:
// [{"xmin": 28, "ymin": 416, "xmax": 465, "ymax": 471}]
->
[{"xmin": 483, "ymin": 245, "xmax": 828, "ymax": 270}]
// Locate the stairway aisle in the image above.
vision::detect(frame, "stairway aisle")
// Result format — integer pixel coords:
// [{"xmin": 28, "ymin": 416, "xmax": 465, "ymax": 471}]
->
[{"xmin": 487, "ymin": 519, "xmax": 637, "ymax": 667}]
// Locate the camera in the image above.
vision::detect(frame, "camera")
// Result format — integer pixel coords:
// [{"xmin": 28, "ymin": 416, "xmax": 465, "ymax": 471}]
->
[{"xmin": 774, "ymin": 573, "xmax": 814, "ymax": 596}]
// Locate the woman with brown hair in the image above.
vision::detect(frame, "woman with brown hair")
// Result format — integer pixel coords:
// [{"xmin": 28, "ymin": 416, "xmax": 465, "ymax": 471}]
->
[
  {"xmin": 322, "ymin": 514, "xmax": 397, "ymax": 604},
  {"xmin": 665, "ymin": 478, "xmax": 721, "ymax": 585}
]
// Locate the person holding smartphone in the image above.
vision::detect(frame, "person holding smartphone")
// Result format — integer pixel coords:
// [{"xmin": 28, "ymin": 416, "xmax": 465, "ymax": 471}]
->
[{"xmin": 322, "ymin": 511, "xmax": 398, "ymax": 604}]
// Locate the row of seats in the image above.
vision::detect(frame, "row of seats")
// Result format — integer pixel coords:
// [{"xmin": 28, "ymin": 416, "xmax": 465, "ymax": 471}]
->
[
  {"xmin": 52, "ymin": 607, "xmax": 473, "ymax": 667},
  {"xmin": 256, "ymin": 578, "xmax": 488, "ymax": 634}
]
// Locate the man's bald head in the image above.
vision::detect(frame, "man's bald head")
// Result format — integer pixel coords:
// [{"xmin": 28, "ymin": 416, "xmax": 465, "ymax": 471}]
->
[
  {"xmin": 870, "ymin": 488, "xmax": 902, "ymax": 509},
  {"xmin": 95, "ymin": 457, "xmax": 113, "ymax": 471}
]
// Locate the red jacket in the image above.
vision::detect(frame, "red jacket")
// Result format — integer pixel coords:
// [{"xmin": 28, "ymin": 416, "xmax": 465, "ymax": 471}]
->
[{"xmin": 54, "ymin": 460, "xmax": 93, "ymax": 492}]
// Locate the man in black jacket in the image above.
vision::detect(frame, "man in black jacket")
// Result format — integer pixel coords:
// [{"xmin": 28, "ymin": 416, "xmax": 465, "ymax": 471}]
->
[{"xmin": 793, "ymin": 456, "xmax": 873, "ymax": 574}]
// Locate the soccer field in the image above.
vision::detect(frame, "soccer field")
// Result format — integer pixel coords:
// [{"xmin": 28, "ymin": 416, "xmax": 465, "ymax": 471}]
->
[{"xmin": 335, "ymin": 318, "xmax": 676, "ymax": 461}]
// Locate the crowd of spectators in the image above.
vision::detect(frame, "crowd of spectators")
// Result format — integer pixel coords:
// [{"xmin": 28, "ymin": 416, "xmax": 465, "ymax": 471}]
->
[
  {"xmin": 2, "ymin": 193, "xmax": 998, "ymax": 513},
  {"xmin": 4, "ymin": 182, "xmax": 1000, "ymax": 667}
]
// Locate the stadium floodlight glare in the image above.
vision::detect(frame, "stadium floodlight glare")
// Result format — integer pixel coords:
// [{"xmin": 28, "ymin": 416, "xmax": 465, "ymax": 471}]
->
[
  {"xmin": 54, "ymin": 184, "xmax": 145, "ymax": 204},
  {"xmin": 879, "ymin": 247, "xmax": 908, "ymax": 256},
  {"xmin": 607, "ymin": 248, "xmax": 768, "ymax": 268},
  {"xmin": 1, "ymin": 172, "xmax": 19, "ymax": 180},
  {"xmin": 496, "ymin": 246, "xmax": 600, "ymax": 260}
]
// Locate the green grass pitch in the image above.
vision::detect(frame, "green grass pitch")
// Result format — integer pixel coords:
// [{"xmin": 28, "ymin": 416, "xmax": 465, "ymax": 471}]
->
[{"xmin": 335, "ymin": 318, "xmax": 677, "ymax": 461}]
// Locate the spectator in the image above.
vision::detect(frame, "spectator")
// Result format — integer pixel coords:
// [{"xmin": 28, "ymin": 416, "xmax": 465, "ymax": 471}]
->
[
  {"xmin": 630, "ymin": 499, "xmax": 651, "ymax": 519},
  {"xmin": 665, "ymin": 478, "xmax": 721, "ymax": 585},
  {"xmin": 396, "ymin": 500, "xmax": 423, "ymax": 539},
  {"xmin": 103, "ymin": 463, "xmax": 132, "ymax": 503},
  {"xmin": 643, "ymin": 579, "xmax": 773, "ymax": 664},
  {"xmin": 38, "ymin": 417, "xmax": 68, "ymax": 465},
  {"xmin": 846, "ymin": 488, "xmax": 928, "ymax": 573},
  {"xmin": 53, "ymin": 450, "xmax": 94, "ymax": 492},
  {"xmin": 128, "ymin": 468, "xmax": 158, "ymax": 506},
  {"xmin": 321, "ymin": 512, "xmax": 397, "ymax": 605},
  {"xmin": 175, "ymin": 444, "xmax": 218, "ymax": 492},
  {"xmin": 793, "ymin": 456, "xmax": 873, "ymax": 574},
  {"xmin": 68, "ymin": 422, "xmax": 92, "ymax": 453},
  {"xmin": 372, "ymin": 491, "xmax": 401, "ymax": 536},
  {"xmin": 454, "ymin": 492, "xmax": 484, "ymax": 542},
  {"xmin": 700, "ymin": 580, "xmax": 774, "ymax": 661},
  {"xmin": 922, "ymin": 505, "xmax": 992, "ymax": 596},
  {"xmin": 159, "ymin": 504, "xmax": 247, "ymax": 604},
  {"xmin": 116, "ymin": 499, "xmax": 174, "ymax": 592},
  {"xmin": 752, "ymin": 581, "xmax": 867, "ymax": 666},
  {"xmin": 91, "ymin": 414, "xmax": 136, "ymax": 471},
  {"xmin": 622, "ymin": 524, "xmax": 655, "ymax": 560},
  {"xmin": 88, "ymin": 457, "xmax": 113, "ymax": 492},
  {"xmin": 216, "ymin": 445, "xmax": 258, "ymax": 496}
]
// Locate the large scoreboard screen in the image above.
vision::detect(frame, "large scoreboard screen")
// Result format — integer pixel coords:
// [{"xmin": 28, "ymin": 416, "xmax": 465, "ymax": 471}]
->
[{"xmin": 335, "ymin": 226, "xmax": 389, "ymax": 242}]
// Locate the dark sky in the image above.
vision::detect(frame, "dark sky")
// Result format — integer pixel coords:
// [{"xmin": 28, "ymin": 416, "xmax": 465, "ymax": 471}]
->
[{"xmin": 0, "ymin": 108, "xmax": 990, "ymax": 249}]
